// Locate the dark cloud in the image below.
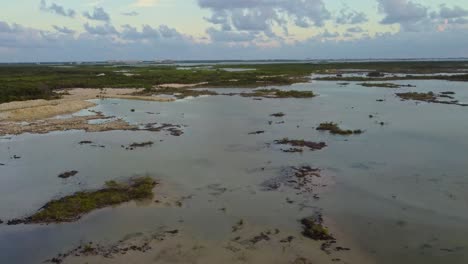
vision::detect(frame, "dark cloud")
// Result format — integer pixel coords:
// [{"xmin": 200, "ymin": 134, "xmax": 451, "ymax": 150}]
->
[
  {"xmin": 0, "ymin": 21, "xmax": 12, "ymax": 33},
  {"xmin": 83, "ymin": 23, "xmax": 117, "ymax": 35},
  {"xmin": 39, "ymin": 0, "xmax": 76, "ymax": 18},
  {"xmin": 336, "ymin": 9, "xmax": 368, "ymax": 24},
  {"xmin": 378, "ymin": 1, "xmax": 468, "ymax": 32},
  {"xmin": 206, "ymin": 27, "xmax": 256, "ymax": 42},
  {"xmin": 53, "ymin": 25, "xmax": 75, "ymax": 34},
  {"xmin": 0, "ymin": 21, "xmax": 61, "ymax": 49},
  {"xmin": 1, "ymin": 17, "xmax": 467, "ymax": 62},
  {"xmin": 121, "ymin": 24, "xmax": 160, "ymax": 40},
  {"xmin": 450, "ymin": 17, "xmax": 468, "ymax": 24},
  {"xmin": 199, "ymin": 0, "xmax": 331, "ymax": 38},
  {"xmin": 81, "ymin": 23, "xmax": 182, "ymax": 40},
  {"xmin": 158, "ymin": 25, "xmax": 182, "ymax": 38},
  {"xmin": 378, "ymin": 0, "xmax": 428, "ymax": 25},
  {"xmin": 83, "ymin": 7, "xmax": 111, "ymax": 21},
  {"xmin": 438, "ymin": 5, "xmax": 468, "ymax": 19},
  {"xmin": 319, "ymin": 30, "xmax": 339, "ymax": 38}
]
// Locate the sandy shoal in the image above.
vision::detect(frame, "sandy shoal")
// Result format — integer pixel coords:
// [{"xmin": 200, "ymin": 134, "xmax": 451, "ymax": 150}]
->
[{"xmin": 0, "ymin": 88, "xmax": 174, "ymax": 122}]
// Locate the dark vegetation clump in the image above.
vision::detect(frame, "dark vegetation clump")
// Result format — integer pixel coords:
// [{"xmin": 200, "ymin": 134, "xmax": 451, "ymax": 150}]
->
[
  {"xmin": 270, "ymin": 112, "xmax": 285, "ymax": 117},
  {"xmin": 395, "ymin": 91, "xmax": 468, "ymax": 106},
  {"xmin": 282, "ymin": 148, "xmax": 303, "ymax": 153},
  {"xmin": 275, "ymin": 138, "xmax": 327, "ymax": 151},
  {"xmin": 135, "ymin": 87, "xmax": 218, "ymax": 99},
  {"xmin": 358, "ymin": 83, "xmax": 414, "ymax": 88},
  {"xmin": 141, "ymin": 123, "xmax": 184, "ymax": 136},
  {"xmin": 261, "ymin": 165, "xmax": 321, "ymax": 192},
  {"xmin": 0, "ymin": 82, "xmax": 59, "ymax": 104},
  {"xmin": 317, "ymin": 122, "xmax": 363, "ymax": 135},
  {"xmin": 242, "ymin": 89, "xmax": 315, "ymax": 99},
  {"xmin": 367, "ymin": 71, "xmax": 385, "ymax": 77},
  {"xmin": 58, "ymin": 170, "xmax": 78, "ymax": 179},
  {"xmin": 301, "ymin": 213, "xmax": 334, "ymax": 241},
  {"xmin": 129, "ymin": 141, "xmax": 153, "ymax": 148},
  {"xmin": 396, "ymin": 92, "xmax": 437, "ymax": 101},
  {"xmin": 122, "ymin": 141, "xmax": 154, "ymax": 150},
  {"xmin": 248, "ymin": 131, "xmax": 265, "ymax": 135},
  {"xmin": 7, "ymin": 177, "xmax": 157, "ymax": 224}
]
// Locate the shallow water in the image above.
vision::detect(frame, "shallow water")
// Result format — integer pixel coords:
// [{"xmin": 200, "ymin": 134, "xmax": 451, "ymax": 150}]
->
[{"xmin": 1, "ymin": 79, "xmax": 468, "ymax": 263}]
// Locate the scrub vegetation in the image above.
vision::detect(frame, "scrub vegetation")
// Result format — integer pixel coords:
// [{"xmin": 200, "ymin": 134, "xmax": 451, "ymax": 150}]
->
[{"xmin": 1, "ymin": 60, "xmax": 467, "ymax": 103}]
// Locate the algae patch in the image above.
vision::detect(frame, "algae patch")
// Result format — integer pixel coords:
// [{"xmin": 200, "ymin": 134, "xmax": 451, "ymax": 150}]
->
[
  {"xmin": 396, "ymin": 92, "xmax": 437, "ymax": 102},
  {"xmin": 396, "ymin": 92, "xmax": 468, "ymax": 106},
  {"xmin": 317, "ymin": 122, "xmax": 363, "ymax": 135},
  {"xmin": 8, "ymin": 176, "xmax": 157, "ymax": 225},
  {"xmin": 358, "ymin": 83, "xmax": 414, "ymax": 88},
  {"xmin": 301, "ymin": 216, "xmax": 334, "ymax": 241},
  {"xmin": 274, "ymin": 138, "xmax": 327, "ymax": 151},
  {"xmin": 242, "ymin": 89, "xmax": 315, "ymax": 99}
]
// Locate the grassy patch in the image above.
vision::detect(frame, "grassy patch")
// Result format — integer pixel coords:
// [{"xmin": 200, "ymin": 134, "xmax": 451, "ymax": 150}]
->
[
  {"xmin": 10, "ymin": 177, "xmax": 157, "ymax": 224},
  {"xmin": 317, "ymin": 122, "xmax": 363, "ymax": 135}
]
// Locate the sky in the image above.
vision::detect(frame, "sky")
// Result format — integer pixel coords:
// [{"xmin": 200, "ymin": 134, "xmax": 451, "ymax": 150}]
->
[{"xmin": 0, "ymin": 0, "xmax": 467, "ymax": 62}]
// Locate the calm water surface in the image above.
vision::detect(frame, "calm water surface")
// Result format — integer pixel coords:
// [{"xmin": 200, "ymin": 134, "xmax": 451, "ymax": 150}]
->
[{"xmin": 1, "ymin": 80, "xmax": 467, "ymax": 263}]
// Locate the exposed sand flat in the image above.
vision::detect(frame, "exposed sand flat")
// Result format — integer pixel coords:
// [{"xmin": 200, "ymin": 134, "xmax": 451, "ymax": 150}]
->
[
  {"xmin": 101, "ymin": 94, "xmax": 175, "ymax": 102},
  {"xmin": 0, "ymin": 112, "xmax": 138, "ymax": 136},
  {"xmin": 0, "ymin": 100, "xmax": 96, "ymax": 122},
  {"xmin": 0, "ymin": 88, "xmax": 174, "ymax": 122},
  {"xmin": 59, "ymin": 88, "xmax": 144, "ymax": 100}
]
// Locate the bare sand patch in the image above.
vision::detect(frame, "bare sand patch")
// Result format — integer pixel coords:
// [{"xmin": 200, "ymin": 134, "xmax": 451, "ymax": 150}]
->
[
  {"xmin": 0, "ymin": 88, "xmax": 174, "ymax": 122},
  {"xmin": 0, "ymin": 111, "xmax": 138, "ymax": 136},
  {"xmin": 0, "ymin": 100, "xmax": 96, "ymax": 122}
]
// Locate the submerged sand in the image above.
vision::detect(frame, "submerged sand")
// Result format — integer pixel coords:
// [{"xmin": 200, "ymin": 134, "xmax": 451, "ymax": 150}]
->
[{"xmin": 53, "ymin": 222, "xmax": 374, "ymax": 264}]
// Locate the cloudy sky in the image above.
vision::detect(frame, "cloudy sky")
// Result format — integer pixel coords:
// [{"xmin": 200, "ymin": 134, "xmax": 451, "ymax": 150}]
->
[{"xmin": 1, "ymin": 0, "xmax": 467, "ymax": 62}]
